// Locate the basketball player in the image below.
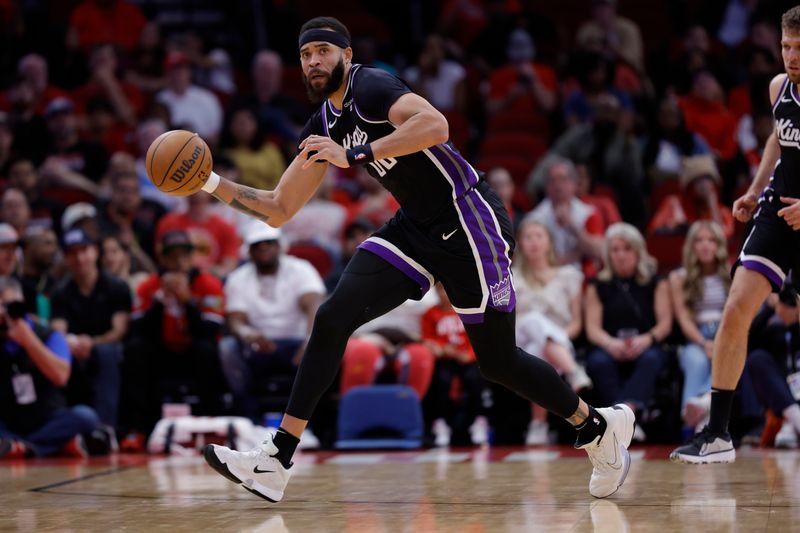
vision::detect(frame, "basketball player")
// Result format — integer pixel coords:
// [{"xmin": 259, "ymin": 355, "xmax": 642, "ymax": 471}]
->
[
  {"xmin": 201, "ymin": 17, "xmax": 635, "ymax": 501},
  {"xmin": 671, "ymin": 7, "xmax": 800, "ymax": 464}
]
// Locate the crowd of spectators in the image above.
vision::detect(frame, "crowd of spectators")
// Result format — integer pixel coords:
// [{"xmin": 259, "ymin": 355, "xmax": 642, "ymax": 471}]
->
[{"xmin": 3, "ymin": 0, "xmax": 800, "ymax": 456}]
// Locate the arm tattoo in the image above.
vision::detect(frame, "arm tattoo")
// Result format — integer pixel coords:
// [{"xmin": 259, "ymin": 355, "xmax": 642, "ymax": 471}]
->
[
  {"xmin": 211, "ymin": 189, "xmax": 271, "ymax": 223},
  {"xmin": 236, "ymin": 186, "xmax": 259, "ymax": 201}
]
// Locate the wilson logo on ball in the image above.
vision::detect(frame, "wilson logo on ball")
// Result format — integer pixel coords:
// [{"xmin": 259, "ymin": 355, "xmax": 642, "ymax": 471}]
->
[{"xmin": 170, "ymin": 146, "xmax": 203, "ymax": 183}]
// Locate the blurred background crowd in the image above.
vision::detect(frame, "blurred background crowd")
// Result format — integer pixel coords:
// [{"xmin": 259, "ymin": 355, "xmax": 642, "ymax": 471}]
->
[{"xmin": 2, "ymin": 0, "xmax": 800, "ymax": 458}]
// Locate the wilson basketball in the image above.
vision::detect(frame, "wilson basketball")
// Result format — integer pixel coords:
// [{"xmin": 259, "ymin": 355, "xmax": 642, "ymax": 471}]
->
[{"xmin": 145, "ymin": 130, "xmax": 213, "ymax": 196}]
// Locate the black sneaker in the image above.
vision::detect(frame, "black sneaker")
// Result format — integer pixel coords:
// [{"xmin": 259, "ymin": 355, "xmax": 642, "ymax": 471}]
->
[
  {"xmin": 86, "ymin": 426, "xmax": 118, "ymax": 456},
  {"xmin": 669, "ymin": 426, "xmax": 735, "ymax": 464}
]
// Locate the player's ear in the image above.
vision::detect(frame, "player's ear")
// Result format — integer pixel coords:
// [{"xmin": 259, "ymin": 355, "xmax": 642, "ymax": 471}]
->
[{"xmin": 344, "ymin": 47, "xmax": 353, "ymax": 65}]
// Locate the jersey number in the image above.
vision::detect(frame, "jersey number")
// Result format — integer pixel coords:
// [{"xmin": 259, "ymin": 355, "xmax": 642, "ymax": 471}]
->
[{"xmin": 368, "ymin": 157, "xmax": 397, "ymax": 177}]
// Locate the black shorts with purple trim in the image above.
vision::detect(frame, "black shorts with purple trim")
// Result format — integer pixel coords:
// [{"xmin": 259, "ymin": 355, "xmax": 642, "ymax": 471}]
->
[
  {"xmin": 736, "ymin": 194, "xmax": 800, "ymax": 291},
  {"xmin": 358, "ymin": 181, "xmax": 516, "ymax": 325}
]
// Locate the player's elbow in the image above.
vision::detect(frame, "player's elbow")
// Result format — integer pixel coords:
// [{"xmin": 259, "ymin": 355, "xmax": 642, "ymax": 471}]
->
[{"xmin": 430, "ymin": 111, "xmax": 449, "ymax": 145}]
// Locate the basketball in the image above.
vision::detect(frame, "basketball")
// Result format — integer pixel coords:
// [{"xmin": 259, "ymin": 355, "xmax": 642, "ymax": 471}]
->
[{"xmin": 145, "ymin": 130, "xmax": 213, "ymax": 196}]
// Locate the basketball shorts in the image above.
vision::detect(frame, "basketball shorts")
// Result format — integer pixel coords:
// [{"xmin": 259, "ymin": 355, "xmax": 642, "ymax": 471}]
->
[
  {"xmin": 736, "ymin": 192, "xmax": 800, "ymax": 291},
  {"xmin": 359, "ymin": 181, "xmax": 516, "ymax": 324}
]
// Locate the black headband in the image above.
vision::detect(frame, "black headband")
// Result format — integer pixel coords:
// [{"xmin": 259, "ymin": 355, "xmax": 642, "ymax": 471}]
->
[{"xmin": 298, "ymin": 29, "xmax": 350, "ymax": 50}]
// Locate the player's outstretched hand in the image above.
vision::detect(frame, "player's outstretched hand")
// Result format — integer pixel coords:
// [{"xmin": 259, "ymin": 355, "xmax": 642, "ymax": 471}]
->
[
  {"xmin": 778, "ymin": 196, "xmax": 800, "ymax": 230},
  {"xmin": 732, "ymin": 191, "xmax": 759, "ymax": 222},
  {"xmin": 299, "ymin": 134, "xmax": 348, "ymax": 169}
]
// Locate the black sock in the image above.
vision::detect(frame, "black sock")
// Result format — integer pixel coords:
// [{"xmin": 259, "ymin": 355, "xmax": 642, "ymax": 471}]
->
[
  {"xmin": 272, "ymin": 428, "xmax": 300, "ymax": 468},
  {"xmin": 708, "ymin": 388, "xmax": 734, "ymax": 434},
  {"xmin": 574, "ymin": 405, "xmax": 608, "ymax": 447}
]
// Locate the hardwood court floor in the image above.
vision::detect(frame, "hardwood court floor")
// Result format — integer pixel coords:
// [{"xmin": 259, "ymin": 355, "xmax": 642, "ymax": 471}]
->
[{"xmin": 2, "ymin": 446, "xmax": 799, "ymax": 532}]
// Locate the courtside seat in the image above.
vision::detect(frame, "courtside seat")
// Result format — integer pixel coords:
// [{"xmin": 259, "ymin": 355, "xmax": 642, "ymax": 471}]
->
[
  {"xmin": 287, "ymin": 241, "xmax": 335, "ymax": 278},
  {"xmin": 336, "ymin": 385, "xmax": 423, "ymax": 449},
  {"xmin": 476, "ymin": 155, "xmax": 534, "ymax": 187},
  {"xmin": 648, "ymin": 232, "xmax": 686, "ymax": 274},
  {"xmin": 480, "ymin": 132, "xmax": 548, "ymax": 163}
]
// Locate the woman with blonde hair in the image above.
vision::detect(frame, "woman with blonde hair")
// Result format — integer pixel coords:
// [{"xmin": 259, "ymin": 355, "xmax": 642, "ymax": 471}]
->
[
  {"xmin": 585, "ymin": 223, "xmax": 673, "ymax": 440},
  {"xmin": 513, "ymin": 217, "xmax": 592, "ymax": 444},
  {"xmin": 668, "ymin": 221, "xmax": 730, "ymax": 429}
]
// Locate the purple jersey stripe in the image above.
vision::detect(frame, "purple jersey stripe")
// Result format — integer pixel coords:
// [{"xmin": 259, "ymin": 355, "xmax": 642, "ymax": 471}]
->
[
  {"xmin": 740, "ymin": 259, "xmax": 784, "ymax": 289},
  {"xmin": 321, "ymin": 104, "xmax": 330, "ymax": 137},
  {"xmin": 428, "ymin": 145, "xmax": 479, "ymax": 197},
  {"xmin": 458, "ymin": 312, "xmax": 485, "ymax": 325},
  {"xmin": 359, "ymin": 240, "xmax": 432, "ymax": 294}
]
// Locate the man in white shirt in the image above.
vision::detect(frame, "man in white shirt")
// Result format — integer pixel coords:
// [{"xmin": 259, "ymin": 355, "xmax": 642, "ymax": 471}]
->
[
  {"xmin": 156, "ymin": 52, "xmax": 223, "ymax": 146},
  {"xmin": 529, "ymin": 156, "xmax": 605, "ymax": 276},
  {"xmin": 220, "ymin": 223, "xmax": 325, "ymax": 421}
]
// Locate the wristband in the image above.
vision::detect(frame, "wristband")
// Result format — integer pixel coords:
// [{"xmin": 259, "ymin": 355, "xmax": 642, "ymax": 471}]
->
[
  {"xmin": 346, "ymin": 144, "xmax": 375, "ymax": 166},
  {"xmin": 201, "ymin": 171, "xmax": 221, "ymax": 193}
]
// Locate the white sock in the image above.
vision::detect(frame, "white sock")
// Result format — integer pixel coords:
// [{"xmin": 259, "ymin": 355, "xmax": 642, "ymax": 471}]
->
[{"xmin": 783, "ymin": 403, "xmax": 800, "ymax": 433}]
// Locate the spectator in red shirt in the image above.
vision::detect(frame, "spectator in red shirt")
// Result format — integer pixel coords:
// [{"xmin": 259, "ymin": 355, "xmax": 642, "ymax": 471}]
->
[
  {"xmin": 486, "ymin": 28, "xmax": 557, "ymax": 119},
  {"xmin": 155, "ymin": 192, "xmax": 241, "ymax": 278},
  {"xmin": 73, "ymin": 44, "xmax": 144, "ymax": 130},
  {"xmin": 123, "ymin": 229, "xmax": 226, "ymax": 440},
  {"xmin": 679, "ymin": 70, "xmax": 738, "ymax": 161},
  {"xmin": 67, "ymin": 0, "xmax": 146, "ymax": 54},
  {"xmin": 0, "ymin": 54, "xmax": 67, "ymax": 117},
  {"xmin": 575, "ymin": 163, "xmax": 621, "ymax": 232},
  {"xmin": 648, "ymin": 155, "xmax": 735, "ymax": 239},
  {"xmin": 422, "ymin": 283, "xmax": 489, "ymax": 446}
]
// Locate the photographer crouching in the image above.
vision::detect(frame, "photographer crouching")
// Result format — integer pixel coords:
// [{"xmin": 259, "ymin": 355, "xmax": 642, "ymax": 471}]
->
[{"xmin": 0, "ymin": 277, "xmax": 101, "ymax": 458}]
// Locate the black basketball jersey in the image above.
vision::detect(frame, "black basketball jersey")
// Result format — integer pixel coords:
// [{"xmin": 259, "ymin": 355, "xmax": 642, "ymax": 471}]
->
[
  {"xmin": 771, "ymin": 75, "xmax": 800, "ymax": 197},
  {"xmin": 299, "ymin": 64, "xmax": 480, "ymax": 226}
]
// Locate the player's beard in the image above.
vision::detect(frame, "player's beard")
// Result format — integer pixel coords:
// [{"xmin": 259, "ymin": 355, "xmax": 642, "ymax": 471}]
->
[{"xmin": 303, "ymin": 56, "xmax": 345, "ymax": 104}]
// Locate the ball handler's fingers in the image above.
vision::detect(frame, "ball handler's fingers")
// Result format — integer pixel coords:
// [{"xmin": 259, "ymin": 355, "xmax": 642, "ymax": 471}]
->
[
  {"xmin": 298, "ymin": 134, "xmax": 319, "ymax": 149},
  {"xmin": 302, "ymin": 149, "xmax": 328, "ymax": 169}
]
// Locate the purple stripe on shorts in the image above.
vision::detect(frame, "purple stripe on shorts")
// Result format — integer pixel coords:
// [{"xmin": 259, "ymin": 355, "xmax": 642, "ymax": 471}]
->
[
  {"xmin": 456, "ymin": 190, "xmax": 515, "ymax": 313},
  {"xmin": 359, "ymin": 240, "xmax": 431, "ymax": 294},
  {"xmin": 741, "ymin": 259, "xmax": 784, "ymax": 289},
  {"xmin": 458, "ymin": 312, "xmax": 485, "ymax": 325}
]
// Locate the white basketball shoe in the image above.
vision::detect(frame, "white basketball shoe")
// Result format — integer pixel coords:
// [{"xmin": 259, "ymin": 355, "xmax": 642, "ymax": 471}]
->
[
  {"xmin": 575, "ymin": 404, "xmax": 636, "ymax": 498},
  {"xmin": 203, "ymin": 432, "xmax": 292, "ymax": 502}
]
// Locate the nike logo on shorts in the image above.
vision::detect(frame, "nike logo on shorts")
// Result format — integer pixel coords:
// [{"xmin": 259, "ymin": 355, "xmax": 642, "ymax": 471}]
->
[{"xmin": 442, "ymin": 229, "xmax": 458, "ymax": 240}]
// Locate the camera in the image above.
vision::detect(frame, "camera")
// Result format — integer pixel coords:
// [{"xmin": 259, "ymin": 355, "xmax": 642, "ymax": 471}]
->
[{"xmin": 0, "ymin": 300, "xmax": 26, "ymax": 334}]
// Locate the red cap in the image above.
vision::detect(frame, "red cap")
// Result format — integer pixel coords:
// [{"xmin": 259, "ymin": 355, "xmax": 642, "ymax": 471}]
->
[{"xmin": 163, "ymin": 51, "xmax": 190, "ymax": 71}]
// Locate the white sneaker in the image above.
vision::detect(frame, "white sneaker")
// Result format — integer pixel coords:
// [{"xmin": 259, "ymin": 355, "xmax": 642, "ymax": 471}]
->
[
  {"xmin": 469, "ymin": 416, "xmax": 489, "ymax": 445},
  {"xmin": 576, "ymin": 404, "xmax": 635, "ymax": 498},
  {"xmin": 567, "ymin": 365, "xmax": 593, "ymax": 392},
  {"xmin": 775, "ymin": 421, "xmax": 798, "ymax": 449},
  {"xmin": 203, "ymin": 433, "xmax": 292, "ymax": 502},
  {"xmin": 526, "ymin": 419, "xmax": 549, "ymax": 446},
  {"xmin": 432, "ymin": 418, "xmax": 451, "ymax": 447}
]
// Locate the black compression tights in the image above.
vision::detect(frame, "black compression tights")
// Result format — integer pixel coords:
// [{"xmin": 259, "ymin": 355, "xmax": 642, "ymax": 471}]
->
[{"xmin": 285, "ymin": 250, "xmax": 580, "ymax": 420}]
